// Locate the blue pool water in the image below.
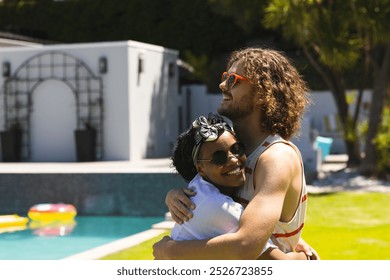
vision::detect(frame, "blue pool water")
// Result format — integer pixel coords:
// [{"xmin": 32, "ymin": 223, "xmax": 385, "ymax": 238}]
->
[{"xmin": 0, "ymin": 216, "xmax": 163, "ymax": 260}]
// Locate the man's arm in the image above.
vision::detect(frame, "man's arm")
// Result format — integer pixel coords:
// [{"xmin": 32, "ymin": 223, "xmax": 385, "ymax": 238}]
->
[
  {"xmin": 153, "ymin": 145, "xmax": 297, "ymax": 259},
  {"xmin": 154, "ymin": 188, "xmax": 285, "ymax": 259}
]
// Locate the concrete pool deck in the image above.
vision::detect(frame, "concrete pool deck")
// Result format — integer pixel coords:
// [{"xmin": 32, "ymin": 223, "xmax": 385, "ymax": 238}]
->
[{"xmin": 0, "ymin": 158, "xmax": 174, "ymax": 174}]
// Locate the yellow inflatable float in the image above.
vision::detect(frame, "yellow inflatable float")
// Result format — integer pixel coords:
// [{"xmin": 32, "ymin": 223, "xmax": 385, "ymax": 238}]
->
[
  {"xmin": 28, "ymin": 203, "xmax": 77, "ymax": 222},
  {"xmin": 0, "ymin": 214, "xmax": 29, "ymax": 228}
]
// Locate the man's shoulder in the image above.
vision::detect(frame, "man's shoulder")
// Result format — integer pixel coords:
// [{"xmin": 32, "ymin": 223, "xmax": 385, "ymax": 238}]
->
[
  {"xmin": 259, "ymin": 141, "xmax": 299, "ymax": 164},
  {"xmin": 254, "ymin": 142, "xmax": 301, "ymax": 182}
]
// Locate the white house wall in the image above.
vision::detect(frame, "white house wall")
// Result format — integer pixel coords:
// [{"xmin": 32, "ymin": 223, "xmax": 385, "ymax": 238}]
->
[
  {"xmin": 0, "ymin": 40, "xmax": 179, "ymax": 162},
  {"xmin": 128, "ymin": 42, "xmax": 179, "ymax": 160},
  {"xmin": 99, "ymin": 43, "xmax": 131, "ymax": 161},
  {"xmin": 179, "ymin": 85, "xmax": 224, "ymax": 130}
]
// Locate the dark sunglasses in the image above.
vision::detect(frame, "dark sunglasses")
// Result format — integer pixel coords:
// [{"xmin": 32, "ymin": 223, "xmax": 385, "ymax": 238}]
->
[
  {"xmin": 197, "ymin": 142, "xmax": 246, "ymax": 166},
  {"xmin": 221, "ymin": 72, "xmax": 249, "ymax": 89}
]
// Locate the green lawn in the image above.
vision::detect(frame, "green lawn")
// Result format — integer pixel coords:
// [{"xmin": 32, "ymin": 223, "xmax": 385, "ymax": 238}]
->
[
  {"xmin": 101, "ymin": 192, "xmax": 390, "ymax": 260},
  {"xmin": 302, "ymin": 192, "xmax": 390, "ymax": 260}
]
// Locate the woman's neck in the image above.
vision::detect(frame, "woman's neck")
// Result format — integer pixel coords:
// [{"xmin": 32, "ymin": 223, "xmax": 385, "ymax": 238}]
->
[
  {"xmin": 203, "ymin": 176, "xmax": 236, "ymax": 197},
  {"xmin": 217, "ymin": 185, "xmax": 236, "ymax": 196}
]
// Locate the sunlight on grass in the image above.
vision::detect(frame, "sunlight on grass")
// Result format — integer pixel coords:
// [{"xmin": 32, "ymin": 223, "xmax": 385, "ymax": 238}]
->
[
  {"xmin": 100, "ymin": 231, "xmax": 170, "ymax": 260},
  {"xmin": 302, "ymin": 192, "xmax": 390, "ymax": 260}
]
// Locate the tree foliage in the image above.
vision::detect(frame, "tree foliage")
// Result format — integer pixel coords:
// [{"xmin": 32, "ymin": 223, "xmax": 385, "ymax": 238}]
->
[
  {"xmin": 264, "ymin": 0, "xmax": 362, "ymax": 70},
  {"xmin": 0, "ymin": 0, "xmax": 250, "ymax": 90},
  {"xmin": 0, "ymin": 0, "xmax": 245, "ymax": 55},
  {"xmin": 374, "ymin": 103, "xmax": 390, "ymax": 178},
  {"xmin": 264, "ymin": 0, "xmax": 390, "ymax": 174}
]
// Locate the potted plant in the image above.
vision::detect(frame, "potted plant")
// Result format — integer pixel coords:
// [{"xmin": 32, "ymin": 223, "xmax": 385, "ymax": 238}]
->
[
  {"xmin": 75, "ymin": 122, "xmax": 97, "ymax": 162},
  {"xmin": 1, "ymin": 123, "xmax": 22, "ymax": 162}
]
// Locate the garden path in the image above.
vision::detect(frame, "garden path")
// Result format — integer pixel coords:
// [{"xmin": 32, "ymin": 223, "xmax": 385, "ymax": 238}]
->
[{"xmin": 308, "ymin": 155, "xmax": 390, "ymax": 193}]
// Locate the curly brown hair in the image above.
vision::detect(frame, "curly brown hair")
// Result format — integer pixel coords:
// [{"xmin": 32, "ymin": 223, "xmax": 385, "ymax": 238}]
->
[{"xmin": 227, "ymin": 48, "xmax": 310, "ymax": 140}]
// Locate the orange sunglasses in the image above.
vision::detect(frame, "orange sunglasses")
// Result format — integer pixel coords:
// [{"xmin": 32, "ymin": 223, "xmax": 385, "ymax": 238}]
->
[{"xmin": 221, "ymin": 72, "xmax": 249, "ymax": 89}]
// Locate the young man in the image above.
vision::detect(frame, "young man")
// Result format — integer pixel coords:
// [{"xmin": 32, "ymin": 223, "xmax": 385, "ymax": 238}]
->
[
  {"xmin": 153, "ymin": 47, "xmax": 318, "ymax": 259},
  {"xmin": 169, "ymin": 113, "xmax": 307, "ymax": 260}
]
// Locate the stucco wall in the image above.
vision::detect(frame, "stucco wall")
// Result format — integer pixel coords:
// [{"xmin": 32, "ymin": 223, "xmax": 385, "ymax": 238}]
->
[{"xmin": 0, "ymin": 41, "xmax": 179, "ymax": 162}]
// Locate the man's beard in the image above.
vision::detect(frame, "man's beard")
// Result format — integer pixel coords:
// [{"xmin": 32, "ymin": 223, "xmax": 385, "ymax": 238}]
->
[{"xmin": 217, "ymin": 100, "xmax": 254, "ymax": 121}]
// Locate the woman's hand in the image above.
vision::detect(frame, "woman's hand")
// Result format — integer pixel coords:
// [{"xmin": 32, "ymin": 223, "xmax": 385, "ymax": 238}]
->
[
  {"xmin": 295, "ymin": 238, "xmax": 320, "ymax": 260},
  {"xmin": 166, "ymin": 188, "xmax": 196, "ymax": 224}
]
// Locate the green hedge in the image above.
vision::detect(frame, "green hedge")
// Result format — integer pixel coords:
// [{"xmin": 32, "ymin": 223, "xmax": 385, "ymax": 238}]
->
[
  {"xmin": 0, "ymin": 0, "xmax": 359, "ymax": 91},
  {"xmin": 0, "ymin": 0, "xmax": 244, "ymax": 56}
]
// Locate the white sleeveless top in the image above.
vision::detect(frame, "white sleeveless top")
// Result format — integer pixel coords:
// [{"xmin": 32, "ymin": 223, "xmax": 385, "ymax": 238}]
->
[{"xmin": 235, "ymin": 135, "xmax": 307, "ymax": 253}]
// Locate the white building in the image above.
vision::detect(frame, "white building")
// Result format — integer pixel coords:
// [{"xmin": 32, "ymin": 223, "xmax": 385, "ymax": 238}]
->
[{"xmin": 0, "ymin": 40, "xmax": 180, "ymax": 162}]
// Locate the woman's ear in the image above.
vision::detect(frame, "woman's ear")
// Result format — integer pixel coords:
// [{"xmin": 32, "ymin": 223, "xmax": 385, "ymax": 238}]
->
[{"xmin": 196, "ymin": 163, "xmax": 207, "ymax": 178}]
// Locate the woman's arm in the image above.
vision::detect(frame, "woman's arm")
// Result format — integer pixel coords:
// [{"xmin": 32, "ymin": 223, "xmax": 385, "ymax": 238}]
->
[
  {"xmin": 153, "ymin": 148, "xmax": 293, "ymax": 259},
  {"xmin": 171, "ymin": 188, "xmax": 244, "ymax": 240},
  {"xmin": 166, "ymin": 188, "xmax": 196, "ymax": 224}
]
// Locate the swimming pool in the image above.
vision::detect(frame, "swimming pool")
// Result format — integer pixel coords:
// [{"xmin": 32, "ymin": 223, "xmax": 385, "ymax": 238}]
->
[{"xmin": 0, "ymin": 216, "xmax": 163, "ymax": 260}]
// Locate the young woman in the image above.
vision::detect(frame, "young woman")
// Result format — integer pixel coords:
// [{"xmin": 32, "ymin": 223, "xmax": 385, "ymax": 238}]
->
[{"xmin": 168, "ymin": 113, "xmax": 307, "ymax": 260}]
